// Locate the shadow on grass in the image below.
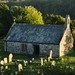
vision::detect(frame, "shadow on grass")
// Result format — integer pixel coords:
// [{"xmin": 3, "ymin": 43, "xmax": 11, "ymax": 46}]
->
[{"xmin": 65, "ymin": 50, "xmax": 75, "ymax": 57}]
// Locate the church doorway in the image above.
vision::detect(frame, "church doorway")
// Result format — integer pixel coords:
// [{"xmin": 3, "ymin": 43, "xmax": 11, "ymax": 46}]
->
[{"xmin": 33, "ymin": 45, "xmax": 39, "ymax": 55}]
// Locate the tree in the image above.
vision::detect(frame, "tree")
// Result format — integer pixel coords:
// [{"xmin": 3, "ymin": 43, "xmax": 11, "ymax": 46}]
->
[
  {"xmin": 11, "ymin": 5, "xmax": 44, "ymax": 24},
  {"xmin": 22, "ymin": 6, "xmax": 44, "ymax": 24},
  {"xmin": 0, "ymin": 4, "xmax": 13, "ymax": 36},
  {"xmin": 10, "ymin": 6, "xmax": 23, "ymax": 23},
  {"xmin": 44, "ymin": 14, "xmax": 65, "ymax": 24}
]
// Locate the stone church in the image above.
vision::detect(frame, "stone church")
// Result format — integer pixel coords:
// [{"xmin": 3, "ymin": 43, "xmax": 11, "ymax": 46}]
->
[{"xmin": 4, "ymin": 15, "xmax": 73, "ymax": 57}]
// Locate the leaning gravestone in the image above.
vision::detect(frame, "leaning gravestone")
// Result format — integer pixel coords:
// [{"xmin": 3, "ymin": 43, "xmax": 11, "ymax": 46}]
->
[
  {"xmin": 49, "ymin": 50, "xmax": 52, "ymax": 59},
  {"xmin": 9, "ymin": 53, "xmax": 13, "ymax": 62},
  {"xmin": 4, "ymin": 57, "xmax": 8, "ymax": 63},
  {"xmin": 48, "ymin": 50, "xmax": 52, "ymax": 61},
  {"xmin": 18, "ymin": 64, "xmax": 23, "ymax": 72}
]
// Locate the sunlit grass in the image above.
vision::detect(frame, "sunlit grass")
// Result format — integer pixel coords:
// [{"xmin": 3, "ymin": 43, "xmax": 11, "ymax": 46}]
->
[{"xmin": 3, "ymin": 62, "xmax": 14, "ymax": 66}]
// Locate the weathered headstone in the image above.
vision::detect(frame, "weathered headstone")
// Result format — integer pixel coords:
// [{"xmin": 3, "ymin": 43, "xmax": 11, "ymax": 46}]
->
[
  {"xmin": 51, "ymin": 60, "xmax": 56, "ymax": 66},
  {"xmin": 26, "ymin": 61, "xmax": 28, "ymax": 64},
  {"xmin": 41, "ymin": 58, "xmax": 43, "ymax": 66},
  {"xmin": 48, "ymin": 50, "xmax": 52, "ymax": 61},
  {"xmin": 5, "ymin": 66, "xmax": 8, "ymax": 69},
  {"xmin": 4, "ymin": 57, "xmax": 7, "ymax": 63},
  {"xmin": 0, "ymin": 61, "xmax": 4, "ymax": 71},
  {"xmin": 48, "ymin": 57, "xmax": 50, "ymax": 62},
  {"xmin": 1, "ymin": 66, "xmax": 3, "ymax": 70},
  {"xmin": 44, "ymin": 59, "xmax": 47, "ymax": 63},
  {"xmin": 32, "ymin": 58, "xmax": 34, "ymax": 62},
  {"xmin": 9, "ymin": 53, "xmax": 13, "ymax": 62},
  {"xmin": 30, "ymin": 60, "xmax": 32, "ymax": 63},
  {"xmin": 0, "ymin": 60, "xmax": 4, "ymax": 65},
  {"xmin": 18, "ymin": 64, "xmax": 23, "ymax": 72},
  {"xmin": 49, "ymin": 50, "xmax": 52, "ymax": 59},
  {"xmin": 23, "ymin": 60, "xmax": 28, "ymax": 66}
]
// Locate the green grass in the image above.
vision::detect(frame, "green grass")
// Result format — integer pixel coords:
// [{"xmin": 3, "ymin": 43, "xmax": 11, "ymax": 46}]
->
[{"xmin": 0, "ymin": 37, "xmax": 75, "ymax": 65}]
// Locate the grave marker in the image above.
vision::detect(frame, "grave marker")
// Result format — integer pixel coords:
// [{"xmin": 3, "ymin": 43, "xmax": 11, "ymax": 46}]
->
[
  {"xmin": 23, "ymin": 60, "xmax": 28, "ymax": 66},
  {"xmin": 32, "ymin": 58, "xmax": 34, "ymax": 62},
  {"xmin": 5, "ymin": 66, "xmax": 8, "ymax": 69},
  {"xmin": 0, "ymin": 60, "xmax": 4, "ymax": 65},
  {"xmin": 4, "ymin": 57, "xmax": 7, "ymax": 63},
  {"xmin": 49, "ymin": 50, "xmax": 52, "ymax": 59},
  {"xmin": 48, "ymin": 50, "xmax": 52, "ymax": 61},
  {"xmin": 51, "ymin": 60, "xmax": 56, "ymax": 66},
  {"xmin": 18, "ymin": 64, "xmax": 23, "ymax": 72},
  {"xmin": 41, "ymin": 58, "xmax": 43, "ymax": 66},
  {"xmin": 9, "ymin": 53, "xmax": 13, "ymax": 62},
  {"xmin": 30, "ymin": 60, "xmax": 32, "ymax": 63}
]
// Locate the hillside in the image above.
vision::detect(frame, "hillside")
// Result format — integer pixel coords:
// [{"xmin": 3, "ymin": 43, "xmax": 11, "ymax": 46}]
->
[{"xmin": 2, "ymin": 0, "xmax": 75, "ymax": 19}]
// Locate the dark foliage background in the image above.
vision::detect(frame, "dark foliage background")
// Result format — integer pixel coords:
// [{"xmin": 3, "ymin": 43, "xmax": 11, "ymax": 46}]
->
[{"xmin": 0, "ymin": 0, "xmax": 75, "ymax": 36}]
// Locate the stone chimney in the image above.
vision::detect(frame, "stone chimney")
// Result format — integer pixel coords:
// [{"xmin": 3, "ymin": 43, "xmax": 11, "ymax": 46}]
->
[{"xmin": 65, "ymin": 15, "xmax": 70, "ymax": 28}]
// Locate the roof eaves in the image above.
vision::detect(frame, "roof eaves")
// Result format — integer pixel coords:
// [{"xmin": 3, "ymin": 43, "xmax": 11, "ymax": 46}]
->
[{"xmin": 4, "ymin": 40, "xmax": 59, "ymax": 45}]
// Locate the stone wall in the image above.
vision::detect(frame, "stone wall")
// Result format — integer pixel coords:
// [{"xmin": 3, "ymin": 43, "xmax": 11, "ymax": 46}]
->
[
  {"xmin": 27, "ymin": 43, "xmax": 34, "ymax": 55},
  {"xmin": 60, "ymin": 27, "xmax": 73, "ymax": 56},
  {"xmin": 5, "ymin": 42, "xmax": 22, "ymax": 54},
  {"xmin": 40, "ymin": 44, "xmax": 59, "ymax": 57},
  {"xmin": 4, "ymin": 42, "xmax": 59, "ymax": 57},
  {"xmin": 4, "ymin": 42, "xmax": 34, "ymax": 54}
]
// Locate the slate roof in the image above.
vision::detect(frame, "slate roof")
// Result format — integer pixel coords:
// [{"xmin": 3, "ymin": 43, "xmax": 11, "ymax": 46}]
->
[{"xmin": 5, "ymin": 23, "xmax": 65, "ymax": 44}]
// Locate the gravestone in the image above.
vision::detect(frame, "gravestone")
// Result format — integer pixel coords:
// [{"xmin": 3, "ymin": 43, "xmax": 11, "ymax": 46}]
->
[
  {"xmin": 4, "ymin": 57, "xmax": 7, "ymax": 63},
  {"xmin": 26, "ymin": 61, "xmax": 28, "ymax": 64},
  {"xmin": 5, "ymin": 66, "xmax": 8, "ymax": 69},
  {"xmin": 0, "ymin": 61, "xmax": 4, "ymax": 71},
  {"xmin": 51, "ymin": 60, "xmax": 56, "ymax": 66},
  {"xmin": 32, "ymin": 58, "xmax": 34, "ymax": 62},
  {"xmin": 23, "ymin": 60, "xmax": 28, "ymax": 66},
  {"xmin": 48, "ymin": 50, "xmax": 52, "ymax": 61},
  {"xmin": 30, "ymin": 60, "xmax": 32, "ymax": 63},
  {"xmin": 44, "ymin": 59, "xmax": 47, "ymax": 63},
  {"xmin": 49, "ymin": 50, "xmax": 52, "ymax": 59},
  {"xmin": 9, "ymin": 53, "xmax": 13, "ymax": 62},
  {"xmin": 18, "ymin": 64, "xmax": 23, "ymax": 72},
  {"xmin": 1, "ymin": 66, "xmax": 3, "ymax": 70},
  {"xmin": 41, "ymin": 58, "xmax": 43, "ymax": 66},
  {"xmin": 23, "ymin": 60, "xmax": 26, "ymax": 66},
  {"xmin": 0, "ymin": 60, "xmax": 4, "ymax": 65}
]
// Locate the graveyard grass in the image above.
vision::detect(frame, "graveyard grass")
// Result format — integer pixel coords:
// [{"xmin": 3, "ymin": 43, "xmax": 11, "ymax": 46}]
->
[{"xmin": 0, "ymin": 38, "xmax": 75, "ymax": 74}]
